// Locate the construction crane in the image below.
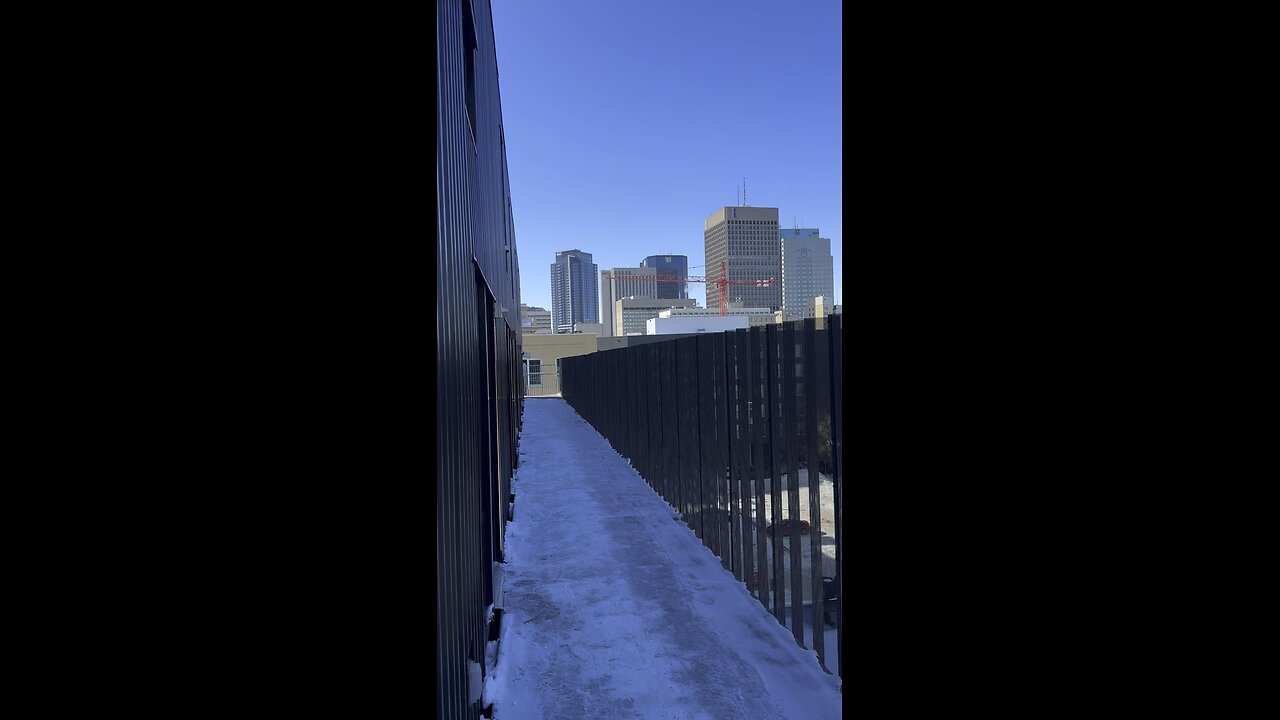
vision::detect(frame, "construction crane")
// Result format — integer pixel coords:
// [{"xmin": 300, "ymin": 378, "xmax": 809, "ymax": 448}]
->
[{"xmin": 603, "ymin": 261, "xmax": 775, "ymax": 316}]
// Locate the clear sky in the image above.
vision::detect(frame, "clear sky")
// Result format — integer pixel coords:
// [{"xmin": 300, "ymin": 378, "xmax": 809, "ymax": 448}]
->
[{"xmin": 491, "ymin": 0, "xmax": 842, "ymax": 312}]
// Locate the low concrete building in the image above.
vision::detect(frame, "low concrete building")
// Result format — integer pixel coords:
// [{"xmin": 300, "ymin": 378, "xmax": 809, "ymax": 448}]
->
[
  {"xmin": 661, "ymin": 304, "xmax": 774, "ymax": 328},
  {"xmin": 520, "ymin": 304, "xmax": 552, "ymax": 334},
  {"xmin": 572, "ymin": 322, "xmax": 606, "ymax": 336},
  {"xmin": 808, "ymin": 296, "xmax": 843, "ymax": 329},
  {"xmin": 646, "ymin": 314, "xmax": 749, "ymax": 335},
  {"xmin": 614, "ymin": 298, "xmax": 698, "ymax": 336},
  {"xmin": 521, "ymin": 333, "xmax": 597, "ymax": 397}
]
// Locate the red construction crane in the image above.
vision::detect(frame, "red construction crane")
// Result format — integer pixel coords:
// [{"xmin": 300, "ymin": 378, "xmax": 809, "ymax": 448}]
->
[{"xmin": 603, "ymin": 261, "xmax": 775, "ymax": 316}]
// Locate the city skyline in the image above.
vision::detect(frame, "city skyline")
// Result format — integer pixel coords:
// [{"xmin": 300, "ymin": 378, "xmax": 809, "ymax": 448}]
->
[{"xmin": 492, "ymin": 0, "xmax": 842, "ymax": 311}]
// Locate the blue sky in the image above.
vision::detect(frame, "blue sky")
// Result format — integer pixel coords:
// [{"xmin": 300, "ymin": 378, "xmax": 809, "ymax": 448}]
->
[{"xmin": 491, "ymin": 0, "xmax": 842, "ymax": 311}]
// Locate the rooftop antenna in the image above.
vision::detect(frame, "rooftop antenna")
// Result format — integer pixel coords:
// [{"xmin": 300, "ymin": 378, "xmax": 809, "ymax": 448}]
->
[
  {"xmin": 743, "ymin": 177, "xmax": 748, "ymax": 207},
  {"xmin": 794, "ymin": 214, "xmax": 798, "ymax": 231}
]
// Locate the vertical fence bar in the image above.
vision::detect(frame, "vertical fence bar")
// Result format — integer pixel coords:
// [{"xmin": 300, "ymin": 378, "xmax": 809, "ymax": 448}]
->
[
  {"xmin": 751, "ymin": 326, "xmax": 769, "ymax": 609},
  {"xmin": 704, "ymin": 335, "xmax": 719, "ymax": 558},
  {"xmin": 701, "ymin": 335, "xmax": 711, "ymax": 548},
  {"xmin": 724, "ymin": 331, "xmax": 743, "ymax": 581},
  {"xmin": 765, "ymin": 324, "xmax": 785, "ymax": 622},
  {"xmin": 669, "ymin": 341, "xmax": 681, "ymax": 516},
  {"xmin": 829, "ymin": 315, "xmax": 843, "ymax": 680},
  {"xmin": 784, "ymin": 321, "xmax": 804, "ymax": 644},
  {"xmin": 650, "ymin": 344, "xmax": 661, "ymax": 493},
  {"xmin": 735, "ymin": 329, "xmax": 754, "ymax": 592},
  {"xmin": 721, "ymin": 333, "xmax": 732, "ymax": 571},
  {"xmin": 804, "ymin": 318, "xmax": 825, "ymax": 669}
]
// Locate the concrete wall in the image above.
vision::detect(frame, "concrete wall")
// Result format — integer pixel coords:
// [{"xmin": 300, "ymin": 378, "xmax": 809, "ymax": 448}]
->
[
  {"xmin": 596, "ymin": 333, "xmax": 703, "ymax": 352},
  {"xmin": 522, "ymin": 333, "xmax": 597, "ymax": 396}
]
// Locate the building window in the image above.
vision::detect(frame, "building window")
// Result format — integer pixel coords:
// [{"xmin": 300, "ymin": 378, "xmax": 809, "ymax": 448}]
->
[{"xmin": 527, "ymin": 359, "xmax": 542, "ymax": 386}]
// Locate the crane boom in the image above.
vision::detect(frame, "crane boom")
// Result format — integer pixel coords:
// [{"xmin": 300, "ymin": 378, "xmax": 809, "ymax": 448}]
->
[{"xmin": 602, "ymin": 260, "xmax": 775, "ymax": 315}]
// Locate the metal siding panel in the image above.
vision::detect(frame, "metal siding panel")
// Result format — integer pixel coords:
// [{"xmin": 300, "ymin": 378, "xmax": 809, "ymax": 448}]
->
[{"xmin": 438, "ymin": 1, "xmax": 521, "ymax": 716}]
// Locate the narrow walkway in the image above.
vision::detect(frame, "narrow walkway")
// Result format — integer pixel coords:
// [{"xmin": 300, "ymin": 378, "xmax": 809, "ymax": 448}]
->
[{"xmin": 489, "ymin": 399, "xmax": 841, "ymax": 720}]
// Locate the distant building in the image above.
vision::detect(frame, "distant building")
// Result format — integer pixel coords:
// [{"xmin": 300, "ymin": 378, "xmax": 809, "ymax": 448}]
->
[
  {"xmin": 522, "ymin": 333, "xmax": 597, "ymax": 397},
  {"xmin": 520, "ymin": 303, "xmax": 552, "ymax": 334},
  {"xmin": 572, "ymin": 322, "xmax": 605, "ymax": 336},
  {"xmin": 599, "ymin": 267, "xmax": 658, "ymax": 336},
  {"xmin": 646, "ymin": 313, "xmax": 749, "ymax": 335},
  {"xmin": 550, "ymin": 249, "xmax": 599, "ymax": 333},
  {"xmin": 613, "ymin": 298, "xmax": 698, "ymax": 337},
  {"xmin": 780, "ymin": 229, "xmax": 834, "ymax": 321},
  {"xmin": 660, "ymin": 304, "xmax": 775, "ymax": 328},
  {"xmin": 704, "ymin": 206, "xmax": 782, "ymax": 311},
  {"xmin": 640, "ymin": 255, "xmax": 689, "ymax": 299},
  {"xmin": 810, "ymin": 296, "xmax": 842, "ymax": 329}
]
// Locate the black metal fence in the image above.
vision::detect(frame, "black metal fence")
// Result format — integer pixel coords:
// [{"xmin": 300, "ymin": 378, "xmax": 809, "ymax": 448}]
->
[{"xmin": 561, "ymin": 317, "xmax": 844, "ymax": 677}]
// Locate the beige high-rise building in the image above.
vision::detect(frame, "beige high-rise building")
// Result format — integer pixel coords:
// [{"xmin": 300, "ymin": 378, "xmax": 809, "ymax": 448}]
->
[
  {"xmin": 704, "ymin": 206, "xmax": 782, "ymax": 312},
  {"xmin": 599, "ymin": 267, "xmax": 658, "ymax": 336}
]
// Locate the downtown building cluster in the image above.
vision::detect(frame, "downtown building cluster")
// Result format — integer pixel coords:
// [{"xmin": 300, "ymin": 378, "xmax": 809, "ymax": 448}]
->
[
  {"xmin": 528, "ymin": 202, "xmax": 837, "ymax": 338},
  {"xmin": 518, "ymin": 202, "xmax": 837, "ymax": 396}
]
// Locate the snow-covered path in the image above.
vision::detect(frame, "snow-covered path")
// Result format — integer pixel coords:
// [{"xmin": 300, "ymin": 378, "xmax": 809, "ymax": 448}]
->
[{"xmin": 489, "ymin": 399, "xmax": 841, "ymax": 720}]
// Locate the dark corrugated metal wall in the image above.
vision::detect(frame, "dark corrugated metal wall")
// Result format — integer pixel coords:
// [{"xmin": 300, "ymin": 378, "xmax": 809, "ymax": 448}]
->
[{"xmin": 438, "ymin": 0, "xmax": 521, "ymax": 717}]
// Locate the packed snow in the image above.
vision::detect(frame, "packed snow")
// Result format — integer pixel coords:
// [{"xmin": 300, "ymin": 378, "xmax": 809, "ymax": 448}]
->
[{"xmin": 488, "ymin": 399, "xmax": 841, "ymax": 719}]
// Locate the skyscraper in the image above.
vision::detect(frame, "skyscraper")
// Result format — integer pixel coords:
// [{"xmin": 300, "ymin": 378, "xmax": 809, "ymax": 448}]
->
[
  {"xmin": 600, "ymin": 267, "xmax": 658, "ymax": 336},
  {"xmin": 704, "ymin": 206, "xmax": 782, "ymax": 311},
  {"xmin": 780, "ymin": 228, "xmax": 835, "ymax": 321},
  {"xmin": 640, "ymin": 255, "xmax": 689, "ymax": 299},
  {"xmin": 550, "ymin": 249, "xmax": 599, "ymax": 333}
]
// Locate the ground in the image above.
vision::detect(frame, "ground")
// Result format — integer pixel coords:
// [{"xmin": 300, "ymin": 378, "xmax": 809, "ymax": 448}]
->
[{"xmin": 487, "ymin": 398, "xmax": 841, "ymax": 719}]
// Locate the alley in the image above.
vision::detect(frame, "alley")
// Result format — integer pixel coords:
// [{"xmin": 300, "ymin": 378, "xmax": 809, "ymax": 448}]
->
[{"xmin": 487, "ymin": 398, "xmax": 841, "ymax": 720}]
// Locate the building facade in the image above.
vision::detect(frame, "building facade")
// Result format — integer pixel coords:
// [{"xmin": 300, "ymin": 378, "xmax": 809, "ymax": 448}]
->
[
  {"xmin": 522, "ymin": 332, "xmax": 597, "ymax": 397},
  {"xmin": 661, "ymin": 304, "xmax": 775, "ymax": 328},
  {"xmin": 704, "ymin": 206, "xmax": 782, "ymax": 311},
  {"xmin": 519, "ymin": 303, "xmax": 552, "ymax": 334},
  {"xmin": 599, "ymin": 267, "xmax": 657, "ymax": 336},
  {"xmin": 614, "ymin": 297, "xmax": 698, "ymax": 336},
  {"xmin": 550, "ymin": 249, "xmax": 599, "ymax": 333},
  {"xmin": 646, "ymin": 312, "xmax": 749, "ymax": 335},
  {"xmin": 780, "ymin": 229, "xmax": 835, "ymax": 321},
  {"xmin": 640, "ymin": 254, "xmax": 689, "ymax": 299},
  {"xmin": 437, "ymin": 0, "xmax": 522, "ymax": 716},
  {"xmin": 810, "ymin": 295, "xmax": 843, "ymax": 329}
]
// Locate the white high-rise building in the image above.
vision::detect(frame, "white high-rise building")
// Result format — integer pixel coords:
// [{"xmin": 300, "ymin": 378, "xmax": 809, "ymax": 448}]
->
[{"xmin": 780, "ymin": 229, "xmax": 834, "ymax": 322}]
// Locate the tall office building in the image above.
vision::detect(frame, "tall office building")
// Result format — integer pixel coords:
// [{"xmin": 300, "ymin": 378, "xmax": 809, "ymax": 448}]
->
[
  {"xmin": 550, "ymin": 249, "xmax": 599, "ymax": 334},
  {"xmin": 600, "ymin": 267, "xmax": 658, "ymax": 336},
  {"xmin": 704, "ymin": 206, "xmax": 782, "ymax": 311},
  {"xmin": 780, "ymin": 228, "xmax": 835, "ymax": 321},
  {"xmin": 640, "ymin": 255, "xmax": 689, "ymax": 299}
]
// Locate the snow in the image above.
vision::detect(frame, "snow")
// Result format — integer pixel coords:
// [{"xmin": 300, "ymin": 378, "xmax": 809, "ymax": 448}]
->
[
  {"xmin": 750, "ymin": 469, "xmax": 839, "ymax": 606},
  {"xmin": 490, "ymin": 398, "xmax": 841, "ymax": 719}
]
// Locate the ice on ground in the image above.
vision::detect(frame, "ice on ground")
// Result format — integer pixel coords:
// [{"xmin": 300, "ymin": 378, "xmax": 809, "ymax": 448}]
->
[{"xmin": 492, "ymin": 399, "xmax": 841, "ymax": 720}]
